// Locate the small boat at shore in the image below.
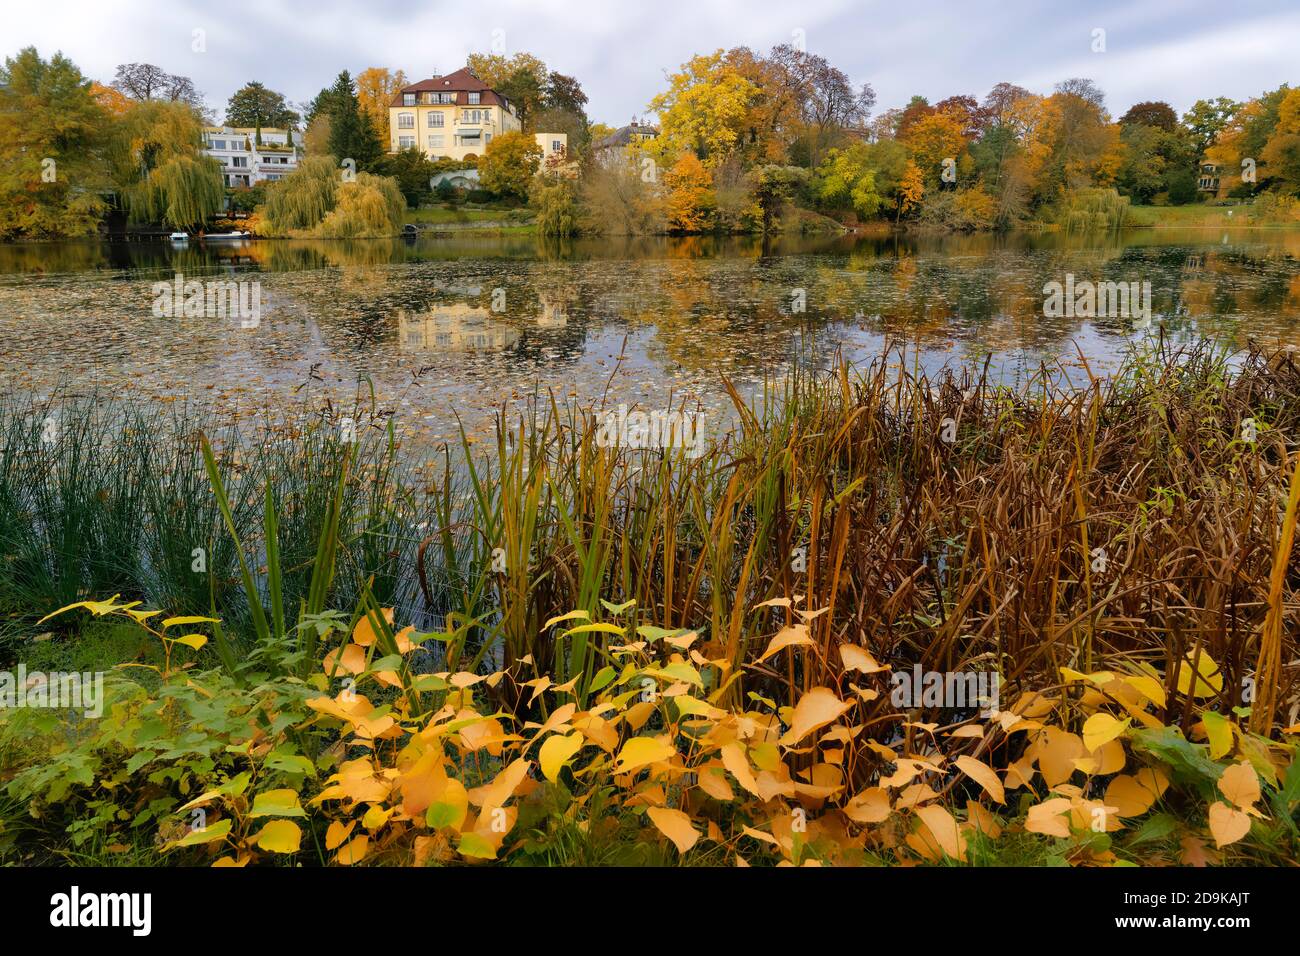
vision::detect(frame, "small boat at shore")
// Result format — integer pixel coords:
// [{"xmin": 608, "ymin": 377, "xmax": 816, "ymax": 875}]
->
[
  {"xmin": 169, "ymin": 232, "xmax": 189, "ymax": 242},
  {"xmin": 200, "ymin": 231, "xmax": 251, "ymax": 241}
]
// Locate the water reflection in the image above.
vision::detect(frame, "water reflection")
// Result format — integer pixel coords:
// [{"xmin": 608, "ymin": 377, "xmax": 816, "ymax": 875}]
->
[{"xmin": 1, "ymin": 228, "xmax": 1297, "ymax": 446}]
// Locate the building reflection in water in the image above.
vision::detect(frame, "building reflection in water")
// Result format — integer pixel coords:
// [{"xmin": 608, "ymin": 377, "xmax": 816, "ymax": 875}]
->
[{"xmin": 398, "ymin": 304, "xmax": 521, "ymax": 352}]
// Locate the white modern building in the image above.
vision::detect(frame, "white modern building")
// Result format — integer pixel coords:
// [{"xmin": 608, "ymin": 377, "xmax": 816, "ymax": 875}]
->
[{"xmin": 202, "ymin": 126, "xmax": 302, "ymax": 187}]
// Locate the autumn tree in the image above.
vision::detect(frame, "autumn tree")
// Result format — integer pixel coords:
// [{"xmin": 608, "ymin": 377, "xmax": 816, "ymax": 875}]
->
[
  {"xmin": 1119, "ymin": 101, "xmax": 1177, "ymax": 132},
  {"xmin": 663, "ymin": 152, "xmax": 715, "ymax": 232},
  {"xmin": 478, "ymin": 130, "xmax": 542, "ymax": 200},
  {"xmin": 648, "ymin": 51, "xmax": 757, "ymax": 167},
  {"xmin": 797, "ymin": 53, "xmax": 875, "ymax": 165},
  {"xmin": 902, "ymin": 109, "xmax": 968, "ymax": 188},
  {"xmin": 467, "ymin": 52, "xmax": 549, "ymax": 129},
  {"xmin": 356, "ymin": 67, "xmax": 408, "ymax": 138},
  {"xmin": 723, "ymin": 44, "xmax": 805, "ymax": 164},
  {"xmin": 91, "ymin": 82, "xmax": 131, "ymax": 116},
  {"xmin": 815, "ymin": 144, "xmax": 882, "ymax": 219},
  {"xmin": 0, "ymin": 47, "xmax": 109, "ymax": 238}
]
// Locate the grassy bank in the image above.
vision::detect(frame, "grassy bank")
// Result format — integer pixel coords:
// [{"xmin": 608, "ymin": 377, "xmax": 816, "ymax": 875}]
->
[
  {"xmin": 2, "ymin": 342, "xmax": 1299, "ymax": 865},
  {"xmin": 1125, "ymin": 202, "xmax": 1295, "ymax": 228}
]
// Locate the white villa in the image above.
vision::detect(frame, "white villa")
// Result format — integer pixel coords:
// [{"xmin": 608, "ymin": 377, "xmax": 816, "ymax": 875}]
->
[{"xmin": 202, "ymin": 126, "xmax": 302, "ymax": 187}]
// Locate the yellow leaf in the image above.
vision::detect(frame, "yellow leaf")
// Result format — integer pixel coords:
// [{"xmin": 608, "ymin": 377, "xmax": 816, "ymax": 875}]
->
[
  {"xmin": 160, "ymin": 615, "xmax": 219, "ymax": 630},
  {"xmin": 253, "ymin": 819, "xmax": 301, "ymax": 853},
  {"xmin": 778, "ymin": 687, "xmax": 853, "ymax": 747},
  {"xmin": 171, "ymin": 633, "xmax": 208, "ymax": 651},
  {"xmin": 843, "ymin": 787, "xmax": 891, "ymax": 823},
  {"xmin": 543, "ymin": 609, "xmax": 590, "ymax": 630},
  {"xmin": 1105, "ymin": 769, "xmax": 1168, "ymax": 817},
  {"xmin": 720, "ymin": 743, "xmax": 761, "ymax": 797},
  {"xmin": 913, "ymin": 804, "xmax": 966, "ymax": 861},
  {"xmin": 954, "ymin": 755, "xmax": 1005, "ymax": 805},
  {"xmin": 1201, "ymin": 711, "xmax": 1234, "ymax": 760},
  {"xmin": 562, "ymin": 622, "xmax": 626, "ymax": 637},
  {"xmin": 361, "ymin": 804, "xmax": 393, "ymax": 830},
  {"xmin": 334, "ymin": 834, "xmax": 369, "ymax": 865},
  {"xmin": 647, "ymin": 806, "xmax": 700, "ymax": 854},
  {"xmin": 1218, "ymin": 761, "xmax": 1260, "ymax": 810},
  {"xmin": 1175, "ymin": 648, "xmax": 1223, "ymax": 699},
  {"xmin": 538, "ymin": 732, "xmax": 583, "ymax": 782},
  {"xmin": 839, "ymin": 643, "xmax": 889, "ymax": 674},
  {"xmin": 1082, "ymin": 713, "xmax": 1129, "ymax": 753},
  {"xmin": 1025, "ymin": 798, "xmax": 1073, "ymax": 837},
  {"xmin": 468, "ymin": 758, "xmax": 530, "ymax": 808},
  {"xmin": 1122, "ymin": 674, "xmax": 1167, "ymax": 708},
  {"xmin": 613, "ymin": 736, "xmax": 677, "ymax": 775},
  {"xmin": 325, "ymin": 819, "xmax": 355, "ymax": 851},
  {"xmin": 756, "ymin": 624, "xmax": 813, "ymax": 663},
  {"xmin": 1207, "ymin": 801, "xmax": 1251, "ymax": 848}
]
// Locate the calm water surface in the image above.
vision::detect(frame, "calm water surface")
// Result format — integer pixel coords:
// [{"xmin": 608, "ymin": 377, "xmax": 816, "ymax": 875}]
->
[{"xmin": 2, "ymin": 228, "xmax": 1298, "ymax": 447}]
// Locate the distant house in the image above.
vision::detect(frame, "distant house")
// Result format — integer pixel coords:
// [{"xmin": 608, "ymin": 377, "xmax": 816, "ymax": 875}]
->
[
  {"xmin": 592, "ymin": 119, "xmax": 658, "ymax": 167},
  {"xmin": 203, "ymin": 126, "xmax": 301, "ymax": 188},
  {"xmin": 1197, "ymin": 159, "xmax": 1221, "ymax": 195},
  {"xmin": 388, "ymin": 67, "xmax": 570, "ymax": 168},
  {"xmin": 535, "ymin": 132, "xmax": 568, "ymax": 164},
  {"xmin": 389, "ymin": 68, "xmax": 521, "ymax": 161}
]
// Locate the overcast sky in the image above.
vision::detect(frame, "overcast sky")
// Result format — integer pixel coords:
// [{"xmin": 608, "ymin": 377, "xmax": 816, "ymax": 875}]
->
[{"xmin": 6, "ymin": 0, "xmax": 1299, "ymax": 125}]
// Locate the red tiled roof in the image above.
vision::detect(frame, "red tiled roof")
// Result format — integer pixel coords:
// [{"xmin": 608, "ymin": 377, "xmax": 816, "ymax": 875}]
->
[{"xmin": 390, "ymin": 68, "xmax": 513, "ymax": 112}]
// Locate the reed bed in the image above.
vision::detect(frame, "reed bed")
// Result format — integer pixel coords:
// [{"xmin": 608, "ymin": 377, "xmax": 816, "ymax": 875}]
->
[{"xmin": 2, "ymin": 340, "xmax": 1298, "ymax": 734}]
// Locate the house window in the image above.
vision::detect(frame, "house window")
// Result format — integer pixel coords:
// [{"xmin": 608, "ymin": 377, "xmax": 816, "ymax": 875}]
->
[
  {"xmin": 402, "ymin": 93, "xmax": 415, "ymax": 105},
  {"xmin": 398, "ymin": 112, "xmax": 414, "ymax": 129},
  {"xmin": 552, "ymin": 140, "xmax": 562, "ymax": 153},
  {"xmin": 232, "ymin": 156, "xmax": 247, "ymax": 167},
  {"xmin": 462, "ymin": 110, "xmax": 482, "ymax": 124},
  {"xmin": 399, "ymin": 135, "xmax": 415, "ymax": 148},
  {"xmin": 485, "ymin": 133, "xmax": 492, "ymax": 144},
  {"xmin": 468, "ymin": 92, "xmax": 480, "ymax": 104},
  {"xmin": 212, "ymin": 139, "xmax": 226, "ymax": 150},
  {"xmin": 428, "ymin": 112, "xmax": 444, "ymax": 128},
  {"xmin": 428, "ymin": 134, "xmax": 444, "ymax": 148}
]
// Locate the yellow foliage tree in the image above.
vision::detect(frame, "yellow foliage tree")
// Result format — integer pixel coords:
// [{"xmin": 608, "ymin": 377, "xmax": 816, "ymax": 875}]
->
[
  {"xmin": 356, "ymin": 67, "xmax": 408, "ymax": 141},
  {"xmin": 647, "ymin": 51, "xmax": 757, "ymax": 169},
  {"xmin": 663, "ymin": 153, "xmax": 715, "ymax": 232}
]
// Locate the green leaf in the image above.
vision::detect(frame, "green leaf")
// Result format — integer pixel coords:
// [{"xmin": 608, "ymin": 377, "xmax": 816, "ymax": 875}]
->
[
  {"xmin": 170, "ymin": 818, "xmax": 231, "ymax": 847},
  {"xmin": 589, "ymin": 666, "xmax": 617, "ymax": 694},
  {"xmin": 456, "ymin": 831, "xmax": 497, "ymax": 859},
  {"xmin": 249, "ymin": 788, "xmax": 305, "ymax": 818},
  {"xmin": 264, "ymin": 752, "xmax": 317, "ymax": 778}
]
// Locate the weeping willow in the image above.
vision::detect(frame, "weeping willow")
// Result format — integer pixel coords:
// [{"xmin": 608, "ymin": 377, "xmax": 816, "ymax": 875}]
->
[
  {"xmin": 127, "ymin": 155, "xmax": 226, "ymax": 228},
  {"xmin": 1059, "ymin": 187, "xmax": 1130, "ymax": 233},
  {"xmin": 261, "ymin": 155, "xmax": 338, "ymax": 233},
  {"xmin": 261, "ymin": 158, "xmax": 403, "ymax": 238},
  {"xmin": 314, "ymin": 173, "xmax": 405, "ymax": 239}
]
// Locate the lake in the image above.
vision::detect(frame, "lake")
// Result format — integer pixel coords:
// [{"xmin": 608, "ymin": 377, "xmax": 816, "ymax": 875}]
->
[{"xmin": 2, "ymin": 227, "xmax": 1298, "ymax": 449}]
